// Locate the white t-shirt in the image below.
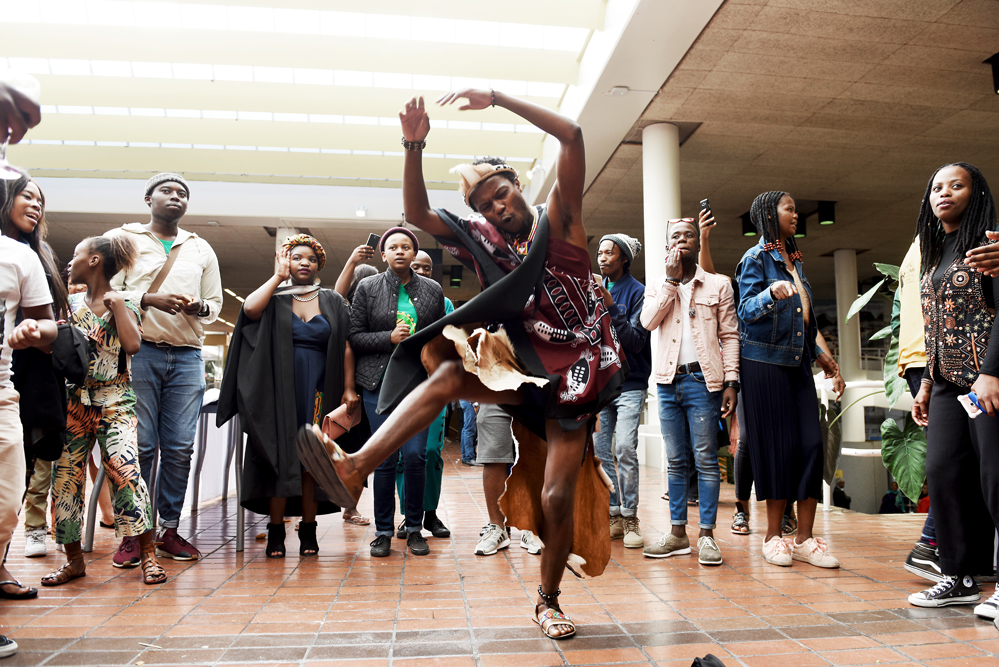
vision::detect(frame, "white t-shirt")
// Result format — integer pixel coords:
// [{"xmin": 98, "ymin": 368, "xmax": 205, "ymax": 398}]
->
[
  {"xmin": 677, "ymin": 280, "xmax": 700, "ymax": 366},
  {"xmin": 0, "ymin": 236, "xmax": 53, "ymax": 388}
]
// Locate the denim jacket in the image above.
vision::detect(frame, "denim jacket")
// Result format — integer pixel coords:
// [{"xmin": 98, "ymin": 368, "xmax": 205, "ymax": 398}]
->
[{"xmin": 735, "ymin": 239, "xmax": 818, "ymax": 367}]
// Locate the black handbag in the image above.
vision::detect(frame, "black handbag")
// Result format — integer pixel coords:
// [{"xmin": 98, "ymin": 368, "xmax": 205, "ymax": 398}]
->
[
  {"xmin": 691, "ymin": 655, "xmax": 727, "ymax": 667},
  {"xmin": 50, "ymin": 322, "xmax": 88, "ymax": 386}
]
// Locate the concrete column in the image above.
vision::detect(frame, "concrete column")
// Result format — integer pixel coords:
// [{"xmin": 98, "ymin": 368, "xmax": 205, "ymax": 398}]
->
[
  {"xmin": 834, "ymin": 249, "xmax": 864, "ymax": 443},
  {"xmin": 640, "ymin": 123, "xmax": 681, "ymax": 469},
  {"xmin": 274, "ymin": 226, "xmax": 297, "ymax": 273}
]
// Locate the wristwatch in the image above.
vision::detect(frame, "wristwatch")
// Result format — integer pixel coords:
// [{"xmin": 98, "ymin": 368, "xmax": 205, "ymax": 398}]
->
[{"xmin": 197, "ymin": 302, "xmax": 210, "ymax": 317}]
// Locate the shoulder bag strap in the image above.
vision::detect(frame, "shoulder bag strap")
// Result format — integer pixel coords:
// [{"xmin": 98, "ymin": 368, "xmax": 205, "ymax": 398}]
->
[{"xmin": 148, "ymin": 241, "xmax": 182, "ymax": 295}]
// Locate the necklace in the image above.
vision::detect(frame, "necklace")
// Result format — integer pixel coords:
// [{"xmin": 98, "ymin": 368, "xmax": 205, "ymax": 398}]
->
[{"xmin": 292, "ymin": 291, "xmax": 320, "ymax": 302}]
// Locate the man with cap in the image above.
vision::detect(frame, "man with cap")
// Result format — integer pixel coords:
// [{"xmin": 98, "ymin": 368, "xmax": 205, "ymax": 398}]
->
[
  {"xmin": 594, "ymin": 234, "xmax": 651, "ymax": 549},
  {"xmin": 104, "ymin": 173, "xmax": 223, "ymax": 565}
]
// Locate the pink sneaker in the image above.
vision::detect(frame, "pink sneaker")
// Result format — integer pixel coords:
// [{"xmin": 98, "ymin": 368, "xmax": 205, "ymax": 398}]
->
[
  {"xmin": 155, "ymin": 529, "xmax": 201, "ymax": 561},
  {"xmin": 763, "ymin": 535, "xmax": 792, "ymax": 567},
  {"xmin": 112, "ymin": 536, "xmax": 140, "ymax": 568},
  {"xmin": 792, "ymin": 536, "xmax": 840, "ymax": 569}
]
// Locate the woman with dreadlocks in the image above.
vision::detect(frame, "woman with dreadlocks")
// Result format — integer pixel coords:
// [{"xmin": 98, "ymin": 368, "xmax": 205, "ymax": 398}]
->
[
  {"xmin": 907, "ymin": 163, "xmax": 999, "ymax": 612},
  {"xmin": 735, "ymin": 191, "xmax": 843, "ymax": 569}
]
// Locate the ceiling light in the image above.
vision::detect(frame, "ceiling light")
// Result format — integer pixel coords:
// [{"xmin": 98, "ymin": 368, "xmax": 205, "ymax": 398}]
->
[
  {"xmin": 794, "ymin": 213, "xmax": 807, "ymax": 239},
  {"xmin": 206, "ymin": 220, "xmax": 220, "ymax": 226},
  {"xmin": 449, "ymin": 265, "xmax": 462, "ymax": 288},
  {"xmin": 356, "ymin": 206, "xmax": 367, "ymax": 217},
  {"xmin": 818, "ymin": 200, "xmax": 836, "ymax": 226},
  {"xmin": 741, "ymin": 212, "xmax": 756, "ymax": 237},
  {"xmin": 608, "ymin": 86, "xmax": 630, "ymax": 96},
  {"xmin": 224, "ymin": 288, "xmax": 244, "ymax": 302},
  {"xmin": 987, "ymin": 53, "xmax": 999, "ymax": 95}
]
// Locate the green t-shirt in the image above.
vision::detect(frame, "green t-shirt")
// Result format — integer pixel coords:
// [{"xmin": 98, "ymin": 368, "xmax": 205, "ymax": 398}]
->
[
  {"xmin": 160, "ymin": 239, "xmax": 174, "ymax": 255},
  {"xmin": 607, "ymin": 280, "xmax": 616, "ymax": 290},
  {"xmin": 396, "ymin": 284, "xmax": 418, "ymax": 334}
]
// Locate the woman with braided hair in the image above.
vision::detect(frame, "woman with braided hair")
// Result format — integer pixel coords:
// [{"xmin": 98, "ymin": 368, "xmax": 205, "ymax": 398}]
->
[
  {"xmin": 736, "ymin": 191, "xmax": 843, "ymax": 569},
  {"xmin": 908, "ymin": 163, "xmax": 999, "ymax": 613}
]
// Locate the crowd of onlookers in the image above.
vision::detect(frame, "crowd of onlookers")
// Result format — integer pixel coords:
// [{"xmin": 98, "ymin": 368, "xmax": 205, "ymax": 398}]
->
[{"xmin": 3, "ymin": 75, "xmax": 999, "ymax": 658}]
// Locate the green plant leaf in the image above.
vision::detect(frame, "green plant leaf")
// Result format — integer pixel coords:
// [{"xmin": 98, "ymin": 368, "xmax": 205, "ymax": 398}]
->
[
  {"xmin": 846, "ymin": 278, "xmax": 885, "ymax": 323},
  {"xmin": 880, "ymin": 415, "xmax": 927, "ymax": 503},
  {"xmin": 869, "ymin": 325, "xmax": 893, "ymax": 342},
  {"xmin": 883, "ymin": 335, "xmax": 906, "ymax": 407},
  {"xmin": 874, "ymin": 263, "xmax": 900, "ymax": 281}
]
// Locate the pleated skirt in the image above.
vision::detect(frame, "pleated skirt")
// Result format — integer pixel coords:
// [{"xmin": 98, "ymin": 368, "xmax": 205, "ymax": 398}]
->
[{"xmin": 741, "ymin": 356, "xmax": 824, "ymax": 501}]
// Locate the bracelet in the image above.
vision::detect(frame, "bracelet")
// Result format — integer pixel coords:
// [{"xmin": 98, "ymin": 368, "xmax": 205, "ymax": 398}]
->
[
  {"xmin": 401, "ymin": 136, "xmax": 426, "ymax": 152},
  {"xmin": 490, "ymin": 89, "xmax": 496, "ymax": 107},
  {"xmin": 197, "ymin": 303, "xmax": 210, "ymax": 317},
  {"xmin": 920, "ymin": 377, "xmax": 933, "ymax": 386},
  {"xmin": 724, "ymin": 381, "xmax": 740, "ymax": 391},
  {"xmin": 665, "ymin": 278, "xmax": 680, "ymax": 286}
]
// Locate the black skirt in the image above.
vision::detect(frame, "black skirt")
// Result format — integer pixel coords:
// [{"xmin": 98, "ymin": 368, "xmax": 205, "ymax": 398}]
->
[{"xmin": 741, "ymin": 356, "xmax": 824, "ymax": 501}]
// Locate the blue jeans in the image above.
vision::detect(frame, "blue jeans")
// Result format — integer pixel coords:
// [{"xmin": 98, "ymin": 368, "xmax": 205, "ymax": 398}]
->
[
  {"xmin": 132, "ymin": 342, "xmax": 206, "ymax": 530},
  {"xmin": 364, "ymin": 387, "xmax": 428, "ymax": 537},
  {"xmin": 657, "ymin": 372, "xmax": 722, "ymax": 530},
  {"xmin": 459, "ymin": 400, "xmax": 476, "ymax": 462},
  {"xmin": 594, "ymin": 389, "xmax": 645, "ymax": 517}
]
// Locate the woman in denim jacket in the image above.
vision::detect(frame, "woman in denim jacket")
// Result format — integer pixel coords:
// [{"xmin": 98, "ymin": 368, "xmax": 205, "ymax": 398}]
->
[{"xmin": 736, "ymin": 191, "xmax": 843, "ymax": 569}]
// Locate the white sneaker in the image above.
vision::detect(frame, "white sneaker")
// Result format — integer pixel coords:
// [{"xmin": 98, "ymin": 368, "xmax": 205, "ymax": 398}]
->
[
  {"xmin": 791, "ymin": 536, "xmax": 839, "ymax": 569},
  {"xmin": 622, "ymin": 517, "xmax": 643, "ymax": 549},
  {"xmin": 975, "ymin": 586, "xmax": 999, "ymax": 619},
  {"xmin": 475, "ymin": 524, "xmax": 511, "ymax": 556},
  {"xmin": 23, "ymin": 527, "xmax": 47, "ymax": 558},
  {"xmin": 763, "ymin": 535, "xmax": 792, "ymax": 567},
  {"xmin": 519, "ymin": 530, "xmax": 542, "ymax": 555}
]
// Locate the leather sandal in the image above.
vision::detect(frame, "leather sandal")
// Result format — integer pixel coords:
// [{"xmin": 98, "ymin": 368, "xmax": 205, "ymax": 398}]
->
[
  {"xmin": 533, "ymin": 586, "xmax": 576, "ymax": 639},
  {"xmin": 140, "ymin": 541, "xmax": 167, "ymax": 585},
  {"xmin": 41, "ymin": 543, "xmax": 86, "ymax": 587},
  {"xmin": 296, "ymin": 424, "xmax": 364, "ymax": 510}
]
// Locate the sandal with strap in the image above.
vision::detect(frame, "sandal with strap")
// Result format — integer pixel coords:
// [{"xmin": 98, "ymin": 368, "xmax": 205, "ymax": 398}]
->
[
  {"xmin": 41, "ymin": 543, "xmax": 86, "ymax": 587},
  {"xmin": 266, "ymin": 523, "xmax": 286, "ymax": 558},
  {"xmin": 140, "ymin": 541, "xmax": 167, "ymax": 585},
  {"xmin": 781, "ymin": 515, "xmax": 798, "ymax": 536},
  {"xmin": 731, "ymin": 511, "xmax": 750, "ymax": 535},
  {"xmin": 533, "ymin": 586, "xmax": 576, "ymax": 639},
  {"xmin": 298, "ymin": 521, "xmax": 319, "ymax": 556},
  {"xmin": 296, "ymin": 424, "xmax": 364, "ymax": 510}
]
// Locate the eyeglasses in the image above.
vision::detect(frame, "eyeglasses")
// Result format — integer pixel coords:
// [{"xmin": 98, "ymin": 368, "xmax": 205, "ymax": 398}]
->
[{"xmin": 667, "ymin": 218, "xmax": 695, "ymax": 224}]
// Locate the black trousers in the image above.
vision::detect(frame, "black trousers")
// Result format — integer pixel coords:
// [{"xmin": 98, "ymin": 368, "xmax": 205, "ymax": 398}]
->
[{"xmin": 926, "ymin": 378, "xmax": 999, "ymax": 576}]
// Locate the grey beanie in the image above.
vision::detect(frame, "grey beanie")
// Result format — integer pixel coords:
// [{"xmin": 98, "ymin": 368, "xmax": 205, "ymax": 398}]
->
[
  {"xmin": 145, "ymin": 172, "xmax": 190, "ymax": 198},
  {"xmin": 600, "ymin": 233, "xmax": 642, "ymax": 265}
]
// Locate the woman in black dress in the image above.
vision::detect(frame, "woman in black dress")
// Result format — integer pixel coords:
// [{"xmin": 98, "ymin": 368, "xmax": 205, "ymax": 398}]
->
[{"xmin": 218, "ymin": 234, "xmax": 359, "ymax": 558}]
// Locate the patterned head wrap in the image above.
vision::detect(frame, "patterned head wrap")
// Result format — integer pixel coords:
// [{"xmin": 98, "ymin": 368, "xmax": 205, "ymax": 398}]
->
[
  {"xmin": 282, "ymin": 233, "xmax": 326, "ymax": 270},
  {"xmin": 600, "ymin": 233, "xmax": 642, "ymax": 266},
  {"xmin": 145, "ymin": 172, "xmax": 190, "ymax": 198},
  {"xmin": 450, "ymin": 162, "xmax": 519, "ymax": 211}
]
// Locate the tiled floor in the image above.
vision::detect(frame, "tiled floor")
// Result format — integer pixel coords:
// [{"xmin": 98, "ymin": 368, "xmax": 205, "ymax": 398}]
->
[{"xmin": 2, "ymin": 443, "xmax": 997, "ymax": 667}]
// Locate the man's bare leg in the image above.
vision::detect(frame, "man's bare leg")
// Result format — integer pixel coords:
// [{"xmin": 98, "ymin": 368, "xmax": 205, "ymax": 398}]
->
[{"xmin": 535, "ymin": 420, "xmax": 587, "ymax": 637}]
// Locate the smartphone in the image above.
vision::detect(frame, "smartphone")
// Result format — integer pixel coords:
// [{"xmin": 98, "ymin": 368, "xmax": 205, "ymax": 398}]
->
[
  {"xmin": 699, "ymin": 198, "xmax": 711, "ymax": 215},
  {"xmin": 959, "ymin": 391, "xmax": 987, "ymax": 419},
  {"xmin": 365, "ymin": 233, "xmax": 380, "ymax": 249}
]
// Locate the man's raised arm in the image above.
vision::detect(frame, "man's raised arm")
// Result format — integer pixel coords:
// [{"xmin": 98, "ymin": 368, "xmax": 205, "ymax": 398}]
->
[{"xmin": 400, "ymin": 96, "xmax": 456, "ymax": 240}]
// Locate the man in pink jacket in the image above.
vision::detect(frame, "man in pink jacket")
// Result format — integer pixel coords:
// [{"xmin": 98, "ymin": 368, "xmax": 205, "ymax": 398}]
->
[{"xmin": 640, "ymin": 218, "xmax": 739, "ymax": 566}]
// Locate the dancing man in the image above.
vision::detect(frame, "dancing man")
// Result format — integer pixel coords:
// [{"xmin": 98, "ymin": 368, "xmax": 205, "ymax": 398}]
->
[{"xmin": 299, "ymin": 89, "xmax": 625, "ymax": 639}]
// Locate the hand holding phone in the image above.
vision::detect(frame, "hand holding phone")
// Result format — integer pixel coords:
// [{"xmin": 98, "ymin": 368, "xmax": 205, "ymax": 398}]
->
[{"xmin": 366, "ymin": 233, "xmax": 381, "ymax": 249}]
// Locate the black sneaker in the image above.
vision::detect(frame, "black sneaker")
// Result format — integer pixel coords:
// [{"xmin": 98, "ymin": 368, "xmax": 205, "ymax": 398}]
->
[
  {"xmin": 904, "ymin": 542, "xmax": 943, "ymax": 584},
  {"xmin": 396, "ymin": 520, "xmax": 406, "ymax": 539},
  {"xmin": 370, "ymin": 535, "xmax": 391, "ymax": 558},
  {"xmin": 407, "ymin": 531, "xmax": 430, "ymax": 556},
  {"xmin": 0, "ymin": 635, "xmax": 17, "ymax": 658},
  {"xmin": 908, "ymin": 574, "xmax": 980, "ymax": 608},
  {"xmin": 423, "ymin": 512, "xmax": 451, "ymax": 538}
]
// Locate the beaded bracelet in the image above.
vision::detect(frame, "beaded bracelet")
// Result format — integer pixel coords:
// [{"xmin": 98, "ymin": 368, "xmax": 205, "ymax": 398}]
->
[
  {"xmin": 401, "ymin": 136, "xmax": 426, "ymax": 152},
  {"xmin": 665, "ymin": 278, "xmax": 680, "ymax": 286},
  {"xmin": 490, "ymin": 89, "xmax": 496, "ymax": 107}
]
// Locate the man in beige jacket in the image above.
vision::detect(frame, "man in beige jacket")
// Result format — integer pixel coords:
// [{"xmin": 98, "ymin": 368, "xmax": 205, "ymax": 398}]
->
[{"xmin": 106, "ymin": 173, "xmax": 222, "ymax": 566}]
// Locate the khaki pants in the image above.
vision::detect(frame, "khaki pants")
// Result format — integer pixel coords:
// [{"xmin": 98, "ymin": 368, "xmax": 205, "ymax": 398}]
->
[
  {"xmin": 0, "ymin": 387, "xmax": 26, "ymax": 558},
  {"xmin": 23, "ymin": 458, "xmax": 52, "ymax": 530}
]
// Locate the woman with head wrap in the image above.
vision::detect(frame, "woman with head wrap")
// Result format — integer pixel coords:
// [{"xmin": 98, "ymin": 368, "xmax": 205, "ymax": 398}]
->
[{"xmin": 217, "ymin": 234, "xmax": 359, "ymax": 558}]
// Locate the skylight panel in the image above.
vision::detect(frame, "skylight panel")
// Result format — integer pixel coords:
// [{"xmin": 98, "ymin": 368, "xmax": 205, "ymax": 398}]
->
[
  {"xmin": 3, "ymin": 1, "xmax": 41, "ymax": 22},
  {"xmin": 413, "ymin": 75, "xmax": 450, "ymax": 91},
  {"xmin": 57, "ymin": 105, "xmax": 93, "ymax": 114},
  {"xmin": 366, "ymin": 14, "xmax": 409, "ymax": 40},
  {"xmin": 334, "ymin": 71, "xmax": 373, "ymax": 87},
  {"xmin": 254, "ymin": 66, "xmax": 294, "ymax": 84},
  {"xmin": 374, "ymin": 72, "xmax": 412, "ymax": 89},
  {"xmin": 91, "ymin": 60, "xmax": 132, "ymax": 77},
  {"xmin": 273, "ymin": 8, "xmax": 320, "ymax": 35},
  {"xmin": 543, "ymin": 25, "xmax": 588, "ymax": 52},
  {"xmin": 131, "ymin": 61, "xmax": 173, "ymax": 78},
  {"xmin": 87, "ymin": 0, "xmax": 133, "ymax": 26},
  {"xmin": 94, "ymin": 106, "xmax": 129, "ymax": 115},
  {"xmin": 500, "ymin": 23, "xmax": 543, "ymax": 50},
  {"xmin": 226, "ymin": 145, "xmax": 255, "ymax": 150},
  {"xmin": 528, "ymin": 82, "xmax": 564, "ymax": 98},
  {"xmin": 213, "ymin": 64, "xmax": 254, "ymax": 82},
  {"xmin": 238, "ymin": 111, "xmax": 272, "ymax": 121},
  {"xmin": 203, "ymin": 110, "xmax": 237, "ymax": 119},
  {"xmin": 452, "ymin": 77, "xmax": 490, "ymax": 91},
  {"xmin": 193, "ymin": 144, "xmax": 224, "ymax": 149},
  {"xmin": 7, "ymin": 58, "xmax": 50, "ymax": 74},
  {"xmin": 344, "ymin": 116, "xmax": 377, "ymax": 126},
  {"xmin": 491, "ymin": 79, "xmax": 528, "ymax": 96},
  {"xmin": 49, "ymin": 59, "xmax": 91, "ymax": 76},
  {"xmin": 129, "ymin": 141, "xmax": 159, "ymax": 147},
  {"xmin": 39, "ymin": 0, "xmax": 87, "ymax": 24},
  {"xmin": 64, "ymin": 140, "xmax": 96, "ymax": 145},
  {"xmin": 455, "ymin": 20, "xmax": 499, "ymax": 46},
  {"xmin": 448, "ymin": 121, "xmax": 480, "ymax": 131},
  {"xmin": 131, "ymin": 107, "xmax": 165, "ymax": 116},
  {"xmin": 411, "ymin": 17, "xmax": 455, "ymax": 43},
  {"xmin": 309, "ymin": 114, "xmax": 342, "ymax": 124},
  {"xmin": 133, "ymin": 2, "xmax": 181, "ymax": 28},
  {"xmin": 162, "ymin": 143, "xmax": 192, "ymax": 148},
  {"xmin": 294, "ymin": 69, "xmax": 334, "ymax": 86},
  {"xmin": 290, "ymin": 147, "xmax": 319, "ymax": 153},
  {"xmin": 166, "ymin": 108, "xmax": 201, "ymax": 118},
  {"xmin": 319, "ymin": 10, "xmax": 364, "ymax": 37},
  {"xmin": 274, "ymin": 113, "xmax": 307, "ymax": 122},
  {"xmin": 180, "ymin": 3, "xmax": 227, "ymax": 30},
  {"xmin": 172, "ymin": 63, "xmax": 213, "ymax": 80},
  {"xmin": 96, "ymin": 140, "xmax": 127, "ymax": 146},
  {"xmin": 227, "ymin": 5, "xmax": 272, "ymax": 32}
]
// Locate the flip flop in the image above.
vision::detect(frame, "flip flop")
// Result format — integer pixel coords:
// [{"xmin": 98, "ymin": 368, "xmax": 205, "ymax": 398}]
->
[
  {"xmin": 0, "ymin": 580, "xmax": 38, "ymax": 600},
  {"xmin": 343, "ymin": 513, "xmax": 371, "ymax": 525}
]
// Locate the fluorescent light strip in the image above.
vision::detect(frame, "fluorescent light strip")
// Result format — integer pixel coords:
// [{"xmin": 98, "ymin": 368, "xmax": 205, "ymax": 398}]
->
[
  {"xmin": 0, "ymin": 57, "xmax": 566, "ymax": 99},
  {"xmin": 223, "ymin": 288, "xmax": 244, "ymax": 303},
  {"xmin": 216, "ymin": 317, "xmax": 235, "ymax": 327},
  {"xmin": 17, "ymin": 138, "xmax": 537, "ymax": 163},
  {"xmin": 0, "ymin": 2, "xmax": 589, "ymax": 52},
  {"xmin": 40, "ymin": 104, "xmax": 545, "ymax": 134}
]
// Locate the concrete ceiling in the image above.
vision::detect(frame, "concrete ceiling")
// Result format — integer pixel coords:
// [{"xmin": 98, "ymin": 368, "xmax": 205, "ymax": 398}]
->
[{"xmin": 582, "ymin": 0, "xmax": 999, "ymax": 298}]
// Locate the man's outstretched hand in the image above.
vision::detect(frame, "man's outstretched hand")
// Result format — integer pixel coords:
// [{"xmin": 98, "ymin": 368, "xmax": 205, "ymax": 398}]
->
[
  {"xmin": 399, "ymin": 96, "xmax": 431, "ymax": 143},
  {"xmin": 0, "ymin": 81, "xmax": 41, "ymax": 145}
]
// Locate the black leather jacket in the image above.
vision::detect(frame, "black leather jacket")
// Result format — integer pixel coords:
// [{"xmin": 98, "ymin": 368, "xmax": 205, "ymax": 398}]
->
[{"xmin": 349, "ymin": 269, "xmax": 446, "ymax": 391}]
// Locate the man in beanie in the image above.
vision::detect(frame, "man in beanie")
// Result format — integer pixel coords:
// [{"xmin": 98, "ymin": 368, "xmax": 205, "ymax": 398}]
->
[
  {"xmin": 594, "ymin": 233, "xmax": 651, "ymax": 549},
  {"xmin": 103, "ymin": 173, "xmax": 223, "ymax": 565}
]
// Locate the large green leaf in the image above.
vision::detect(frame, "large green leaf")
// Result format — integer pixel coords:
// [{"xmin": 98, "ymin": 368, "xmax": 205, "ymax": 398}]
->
[
  {"xmin": 869, "ymin": 325, "xmax": 893, "ymax": 342},
  {"xmin": 874, "ymin": 263, "xmax": 900, "ymax": 281},
  {"xmin": 880, "ymin": 415, "xmax": 927, "ymax": 503},
  {"xmin": 846, "ymin": 278, "xmax": 885, "ymax": 323},
  {"xmin": 883, "ymin": 335, "xmax": 906, "ymax": 407}
]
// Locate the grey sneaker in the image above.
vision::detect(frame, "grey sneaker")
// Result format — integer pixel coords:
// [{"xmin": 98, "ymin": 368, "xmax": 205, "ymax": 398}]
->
[
  {"xmin": 24, "ymin": 527, "xmax": 47, "ymax": 558},
  {"xmin": 475, "ymin": 524, "xmax": 511, "ymax": 556},
  {"xmin": 609, "ymin": 515, "xmax": 625, "ymax": 540},
  {"xmin": 623, "ymin": 517, "xmax": 643, "ymax": 549},
  {"xmin": 643, "ymin": 533, "xmax": 691, "ymax": 559},
  {"xmin": 697, "ymin": 536, "xmax": 723, "ymax": 565},
  {"xmin": 519, "ymin": 530, "xmax": 542, "ymax": 555}
]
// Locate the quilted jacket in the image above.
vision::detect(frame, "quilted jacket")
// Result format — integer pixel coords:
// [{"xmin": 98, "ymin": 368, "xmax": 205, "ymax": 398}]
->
[{"xmin": 349, "ymin": 269, "xmax": 446, "ymax": 391}]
